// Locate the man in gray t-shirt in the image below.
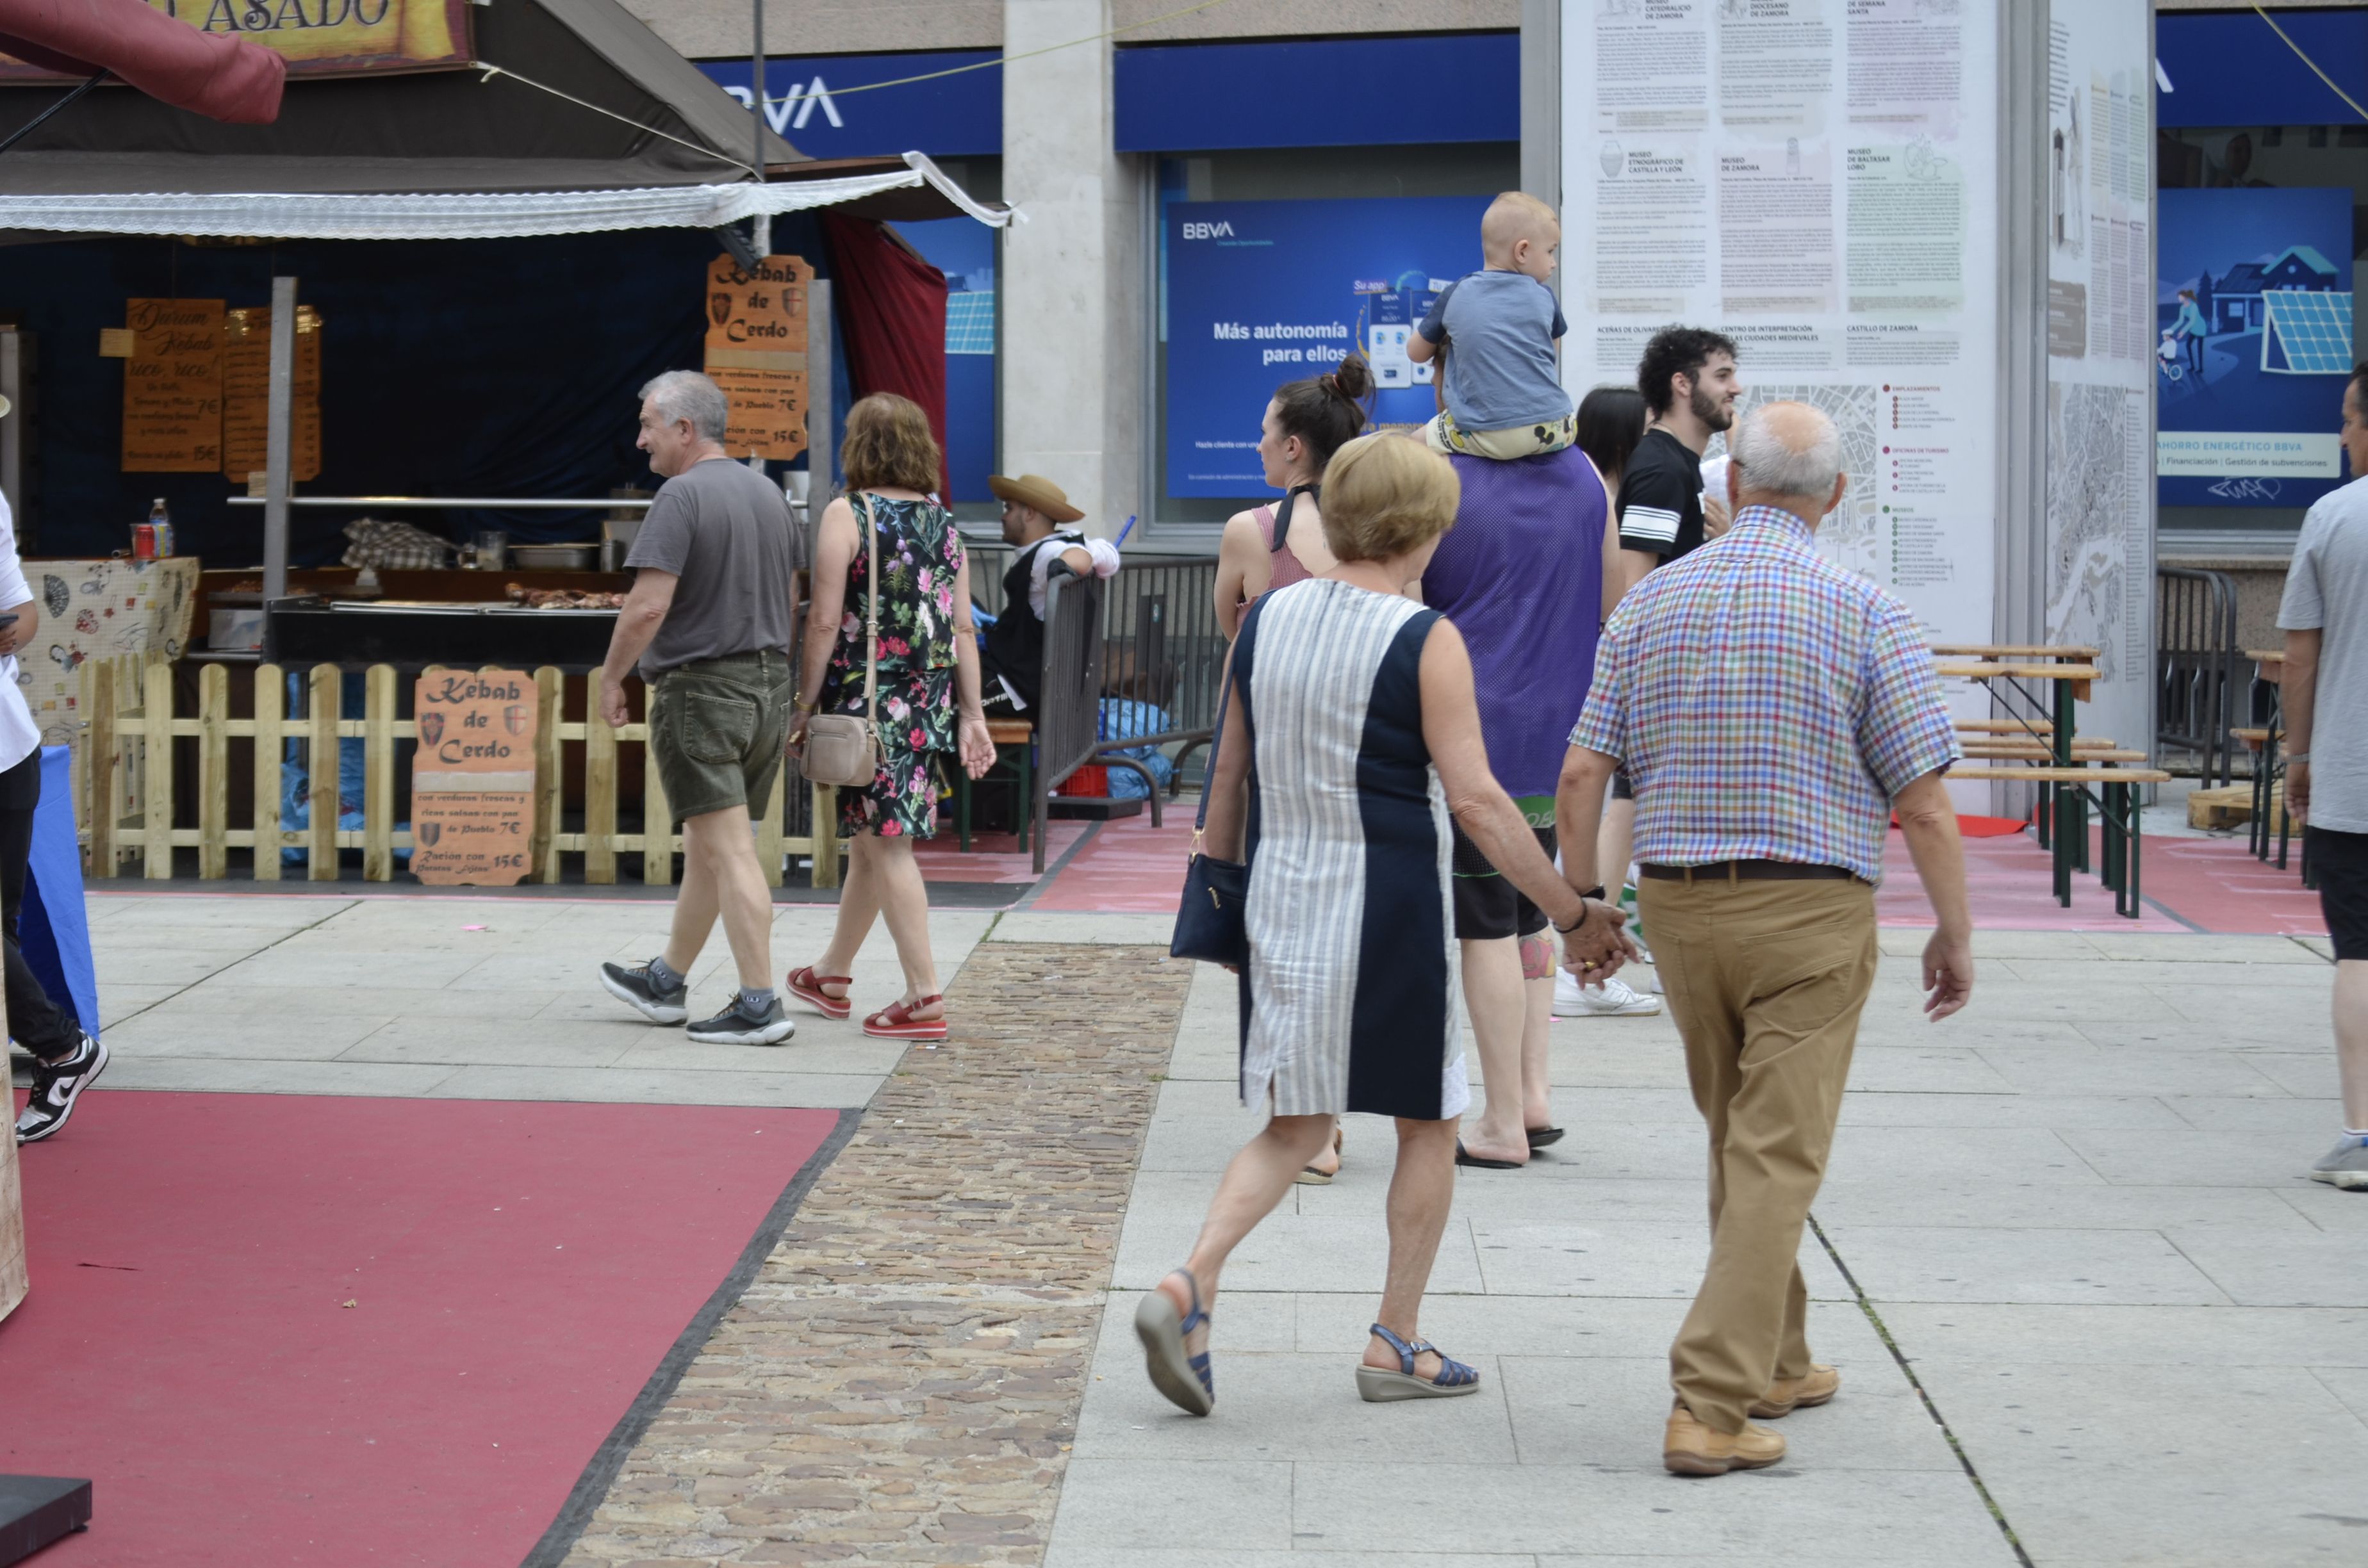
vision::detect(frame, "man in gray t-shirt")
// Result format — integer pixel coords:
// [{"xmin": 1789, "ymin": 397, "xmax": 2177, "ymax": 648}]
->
[
  {"xmin": 626, "ymin": 439, "xmax": 806, "ymax": 678},
  {"xmin": 595, "ymin": 370, "xmax": 803, "ymax": 1047},
  {"xmin": 2278, "ymin": 363, "xmax": 2368, "ymax": 1190}
]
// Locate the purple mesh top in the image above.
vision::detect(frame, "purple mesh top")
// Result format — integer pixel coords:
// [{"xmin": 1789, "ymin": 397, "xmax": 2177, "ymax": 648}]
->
[{"xmin": 1418, "ymin": 445, "xmax": 1607, "ymax": 812}]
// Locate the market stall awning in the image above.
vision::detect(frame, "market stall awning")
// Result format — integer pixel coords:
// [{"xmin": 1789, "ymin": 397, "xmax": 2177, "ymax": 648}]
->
[
  {"xmin": 0, "ymin": 0, "xmax": 1007, "ymax": 228},
  {"xmin": 0, "ymin": 151, "xmax": 1010, "ymax": 238}
]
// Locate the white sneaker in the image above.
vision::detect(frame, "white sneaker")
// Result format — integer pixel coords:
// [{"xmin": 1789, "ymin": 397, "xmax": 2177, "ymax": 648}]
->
[{"xmin": 1552, "ymin": 971, "xmax": 1662, "ymax": 1017}]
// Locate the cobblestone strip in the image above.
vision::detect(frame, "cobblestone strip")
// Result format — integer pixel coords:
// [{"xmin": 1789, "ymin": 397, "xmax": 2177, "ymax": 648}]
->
[{"xmin": 555, "ymin": 942, "xmax": 1193, "ymax": 1567}]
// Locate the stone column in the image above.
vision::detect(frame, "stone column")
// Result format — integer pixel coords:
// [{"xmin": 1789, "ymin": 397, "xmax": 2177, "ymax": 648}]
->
[{"xmin": 999, "ymin": 0, "xmax": 1144, "ymax": 539}]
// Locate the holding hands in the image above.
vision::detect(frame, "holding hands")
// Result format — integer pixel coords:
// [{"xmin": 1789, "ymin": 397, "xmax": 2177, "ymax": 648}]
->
[{"xmin": 1556, "ymin": 897, "xmax": 1640, "ymax": 981}]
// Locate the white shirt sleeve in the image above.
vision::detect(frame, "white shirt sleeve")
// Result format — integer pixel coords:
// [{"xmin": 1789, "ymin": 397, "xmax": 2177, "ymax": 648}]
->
[
  {"xmin": 0, "ymin": 494, "xmax": 32, "ymax": 612},
  {"xmin": 1026, "ymin": 533, "xmax": 1124, "ymax": 618}
]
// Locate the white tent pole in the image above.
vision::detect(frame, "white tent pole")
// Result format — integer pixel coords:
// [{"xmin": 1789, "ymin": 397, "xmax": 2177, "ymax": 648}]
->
[{"xmin": 263, "ymin": 275, "xmax": 296, "ymax": 602}]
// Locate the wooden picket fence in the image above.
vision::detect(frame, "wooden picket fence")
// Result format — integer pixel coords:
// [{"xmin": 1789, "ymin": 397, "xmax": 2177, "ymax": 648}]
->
[{"xmin": 76, "ymin": 655, "xmax": 844, "ymax": 887}]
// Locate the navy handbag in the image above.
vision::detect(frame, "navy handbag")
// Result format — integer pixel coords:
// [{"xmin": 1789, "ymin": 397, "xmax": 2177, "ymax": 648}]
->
[{"xmin": 1170, "ymin": 665, "xmax": 1249, "ymax": 966}]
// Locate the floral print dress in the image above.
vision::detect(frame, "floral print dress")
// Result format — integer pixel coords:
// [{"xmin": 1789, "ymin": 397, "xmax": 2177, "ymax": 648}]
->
[{"xmin": 819, "ymin": 493, "xmax": 964, "ymax": 837}]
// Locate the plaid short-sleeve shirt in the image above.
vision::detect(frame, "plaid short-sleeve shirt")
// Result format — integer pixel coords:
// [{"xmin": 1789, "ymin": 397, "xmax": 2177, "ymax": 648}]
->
[{"xmin": 1570, "ymin": 505, "xmax": 1959, "ymax": 883}]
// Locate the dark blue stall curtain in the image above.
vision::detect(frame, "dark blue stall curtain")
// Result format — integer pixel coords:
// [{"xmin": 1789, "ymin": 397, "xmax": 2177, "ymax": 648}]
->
[{"xmin": 0, "ymin": 215, "xmax": 836, "ymax": 563}]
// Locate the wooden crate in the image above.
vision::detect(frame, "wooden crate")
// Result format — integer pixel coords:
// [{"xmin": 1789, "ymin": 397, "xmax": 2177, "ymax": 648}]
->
[{"xmin": 2187, "ymin": 783, "xmax": 2287, "ymax": 831}]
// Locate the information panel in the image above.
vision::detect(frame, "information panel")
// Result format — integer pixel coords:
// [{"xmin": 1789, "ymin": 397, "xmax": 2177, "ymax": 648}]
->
[
  {"xmin": 1561, "ymin": 0, "xmax": 2000, "ymax": 650},
  {"xmin": 2043, "ymin": 0, "xmax": 2155, "ymax": 754},
  {"xmin": 410, "ymin": 669, "xmax": 537, "ymax": 887}
]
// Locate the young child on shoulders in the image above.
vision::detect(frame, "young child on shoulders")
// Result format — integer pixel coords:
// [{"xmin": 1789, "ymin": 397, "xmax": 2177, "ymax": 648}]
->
[{"xmin": 1408, "ymin": 190, "xmax": 1575, "ymax": 460}]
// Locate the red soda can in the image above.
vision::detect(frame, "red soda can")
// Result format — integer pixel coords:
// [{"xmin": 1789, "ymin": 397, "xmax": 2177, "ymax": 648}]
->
[{"xmin": 133, "ymin": 523, "xmax": 157, "ymax": 562}]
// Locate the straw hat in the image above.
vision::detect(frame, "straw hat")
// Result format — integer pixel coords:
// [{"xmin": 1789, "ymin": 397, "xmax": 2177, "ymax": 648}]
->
[{"xmin": 987, "ymin": 472, "xmax": 1083, "ymax": 523}]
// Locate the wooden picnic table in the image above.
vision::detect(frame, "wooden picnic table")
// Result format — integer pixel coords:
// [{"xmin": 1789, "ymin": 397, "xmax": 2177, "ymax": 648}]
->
[{"xmin": 1930, "ymin": 643, "xmax": 2100, "ymax": 659}]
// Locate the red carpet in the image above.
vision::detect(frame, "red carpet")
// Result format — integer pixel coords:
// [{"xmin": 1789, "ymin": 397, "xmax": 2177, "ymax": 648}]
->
[{"xmin": 0, "ymin": 1092, "xmax": 839, "ymax": 1566}]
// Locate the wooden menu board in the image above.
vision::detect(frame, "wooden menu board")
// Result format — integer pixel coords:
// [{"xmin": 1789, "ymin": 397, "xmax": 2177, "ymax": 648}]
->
[
  {"xmin": 705, "ymin": 253, "xmax": 810, "ymax": 352},
  {"xmin": 409, "ymin": 669, "xmax": 536, "ymax": 886},
  {"xmin": 121, "ymin": 298, "xmax": 224, "ymax": 473},
  {"xmin": 703, "ymin": 254, "xmax": 810, "ymax": 461},
  {"xmin": 222, "ymin": 305, "xmax": 324, "ymax": 483}
]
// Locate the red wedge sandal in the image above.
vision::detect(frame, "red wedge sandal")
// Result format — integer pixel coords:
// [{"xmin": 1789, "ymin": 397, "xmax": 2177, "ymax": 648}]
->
[
  {"xmin": 862, "ymin": 996, "xmax": 948, "ymax": 1040},
  {"xmin": 785, "ymin": 966, "xmax": 853, "ymax": 1020}
]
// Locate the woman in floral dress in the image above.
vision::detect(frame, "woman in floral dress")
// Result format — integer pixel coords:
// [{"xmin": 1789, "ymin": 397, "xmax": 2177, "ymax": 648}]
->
[{"xmin": 787, "ymin": 394, "xmax": 994, "ymax": 1040}]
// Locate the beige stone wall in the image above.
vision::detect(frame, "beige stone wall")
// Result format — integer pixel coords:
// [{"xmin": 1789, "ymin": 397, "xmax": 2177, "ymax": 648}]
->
[{"xmin": 619, "ymin": 0, "xmax": 1512, "ymax": 60}]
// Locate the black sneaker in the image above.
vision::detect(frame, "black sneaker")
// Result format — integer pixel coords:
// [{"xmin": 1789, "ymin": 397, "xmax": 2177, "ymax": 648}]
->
[
  {"xmin": 686, "ymin": 994, "xmax": 795, "ymax": 1047},
  {"xmin": 600, "ymin": 961, "xmax": 689, "ymax": 1024},
  {"xmin": 15, "ymin": 1033, "xmax": 108, "ymax": 1145}
]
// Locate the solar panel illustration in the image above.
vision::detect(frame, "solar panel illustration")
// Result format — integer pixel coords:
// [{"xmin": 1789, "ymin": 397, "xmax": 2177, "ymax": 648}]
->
[
  {"xmin": 2261, "ymin": 291, "xmax": 2355, "ymax": 375},
  {"xmin": 946, "ymin": 291, "xmax": 996, "ymax": 355}
]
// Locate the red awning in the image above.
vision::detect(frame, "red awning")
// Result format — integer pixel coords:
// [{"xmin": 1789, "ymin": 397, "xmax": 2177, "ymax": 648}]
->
[{"xmin": 0, "ymin": 0, "xmax": 283, "ymax": 124}]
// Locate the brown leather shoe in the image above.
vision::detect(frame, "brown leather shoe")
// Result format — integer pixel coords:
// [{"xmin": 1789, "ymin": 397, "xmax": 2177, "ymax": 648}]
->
[
  {"xmin": 1663, "ymin": 1406, "xmax": 1786, "ymax": 1476},
  {"xmin": 1750, "ymin": 1363, "xmax": 1841, "ymax": 1419}
]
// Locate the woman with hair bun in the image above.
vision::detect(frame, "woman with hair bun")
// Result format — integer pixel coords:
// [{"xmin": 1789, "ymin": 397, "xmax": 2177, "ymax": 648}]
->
[{"xmin": 1213, "ymin": 354, "xmax": 1376, "ymax": 641}]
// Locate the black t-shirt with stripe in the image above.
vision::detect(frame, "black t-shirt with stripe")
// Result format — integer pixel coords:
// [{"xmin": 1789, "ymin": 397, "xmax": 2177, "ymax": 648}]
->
[{"xmin": 1615, "ymin": 427, "xmax": 1706, "ymax": 563}]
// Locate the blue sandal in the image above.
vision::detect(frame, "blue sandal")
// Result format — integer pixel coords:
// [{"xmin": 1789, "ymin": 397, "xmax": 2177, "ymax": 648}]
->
[
  {"xmin": 1134, "ymin": 1268, "xmax": 1216, "ymax": 1416},
  {"xmin": 1355, "ymin": 1322, "xmax": 1482, "ymax": 1402}
]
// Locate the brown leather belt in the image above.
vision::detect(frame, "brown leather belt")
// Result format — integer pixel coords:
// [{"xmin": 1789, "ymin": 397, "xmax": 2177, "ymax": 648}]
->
[{"xmin": 1640, "ymin": 860, "xmax": 1857, "ymax": 882}]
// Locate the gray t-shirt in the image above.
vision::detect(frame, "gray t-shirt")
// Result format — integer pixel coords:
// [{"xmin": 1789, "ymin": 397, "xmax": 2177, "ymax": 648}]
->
[
  {"xmin": 626, "ymin": 457, "xmax": 804, "ymax": 678},
  {"xmin": 1417, "ymin": 269, "xmax": 1572, "ymax": 432},
  {"xmin": 2278, "ymin": 473, "xmax": 2368, "ymax": 832}
]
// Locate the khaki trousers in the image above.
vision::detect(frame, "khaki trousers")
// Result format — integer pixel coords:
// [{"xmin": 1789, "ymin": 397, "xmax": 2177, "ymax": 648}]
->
[{"xmin": 1636, "ymin": 872, "xmax": 1879, "ymax": 1433}]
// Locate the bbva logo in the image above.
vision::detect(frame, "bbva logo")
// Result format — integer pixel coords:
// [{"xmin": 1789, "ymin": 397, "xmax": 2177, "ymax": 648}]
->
[
  {"xmin": 1181, "ymin": 222, "xmax": 1236, "ymax": 240},
  {"xmin": 725, "ymin": 77, "xmax": 844, "ymax": 135}
]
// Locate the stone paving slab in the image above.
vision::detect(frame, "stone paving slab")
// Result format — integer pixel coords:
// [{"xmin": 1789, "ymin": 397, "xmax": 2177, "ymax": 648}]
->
[
  {"xmin": 554, "ymin": 943, "xmax": 1192, "ymax": 1567},
  {"xmin": 37, "ymin": 893, "xmax": 992, "ymax": 1110}
]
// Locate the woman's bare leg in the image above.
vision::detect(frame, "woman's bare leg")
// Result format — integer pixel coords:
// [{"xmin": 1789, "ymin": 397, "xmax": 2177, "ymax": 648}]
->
[
  {"xmin": 1361, "ymin": 1116, "xmax": 1459, "ymax": 1380},
  {"xmin": 1157, "ymin": 1113, "xmax": 1338, "ymax": 1352}
]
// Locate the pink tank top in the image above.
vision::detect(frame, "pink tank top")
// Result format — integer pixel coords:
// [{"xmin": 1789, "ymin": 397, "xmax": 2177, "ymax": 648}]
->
[{"xmin": 1251, "ymin": 503, "xmax": 1315, "ymax": 597}]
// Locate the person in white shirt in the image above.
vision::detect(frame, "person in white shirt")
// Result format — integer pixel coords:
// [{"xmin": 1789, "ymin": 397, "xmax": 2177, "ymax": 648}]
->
[
  {"xmin": 0, "ymin": 398, "xmax": 106, "ymax": 1143},
  {"xmin": 977, "ymin": 473, "xmax": 1121, "ymax": 715}
]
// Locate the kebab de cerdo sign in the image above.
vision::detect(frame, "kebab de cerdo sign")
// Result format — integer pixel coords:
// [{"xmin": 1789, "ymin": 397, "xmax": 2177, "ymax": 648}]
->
[{"xmin": 411, "ymin": 669, "xmax": 537, "ymax": 886}]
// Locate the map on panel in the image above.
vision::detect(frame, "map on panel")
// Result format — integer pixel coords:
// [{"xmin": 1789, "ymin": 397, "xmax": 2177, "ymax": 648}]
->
[
  {"xmin": 2044, "ymin": 381, "xmax": 2144, "ymax": 684},
  {"xmin": 1709, "ymin": 383, "xmax": 1885, "ymax": 585}
]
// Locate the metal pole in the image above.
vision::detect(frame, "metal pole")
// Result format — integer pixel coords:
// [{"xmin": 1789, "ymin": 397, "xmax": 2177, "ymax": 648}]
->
[
  {"xmin": 263, "ymin": 276, "xmax": 297, "ymax": 601},
  {"xmin": 807, "ymin": 275, "xmax": 832, "ymax": 550},
  {"xmin": 750, "ymin": 0, "xmax": 771, "ymax": 257}
]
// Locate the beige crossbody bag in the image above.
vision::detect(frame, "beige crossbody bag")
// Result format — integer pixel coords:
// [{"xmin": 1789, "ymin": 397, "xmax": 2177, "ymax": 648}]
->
[{"xmin": 800, "ymin": 494, "xmax": 882, "ymax": 788}]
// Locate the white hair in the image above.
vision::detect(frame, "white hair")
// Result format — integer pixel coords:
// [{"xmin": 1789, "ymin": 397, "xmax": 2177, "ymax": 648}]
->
[
  {"xmin": 1729, "ymin": 402, "xmax": 1842, "ymax": 502},
  {"xmin": 639, "ymin": 370, "xmax": 728, "ymax": 443}
]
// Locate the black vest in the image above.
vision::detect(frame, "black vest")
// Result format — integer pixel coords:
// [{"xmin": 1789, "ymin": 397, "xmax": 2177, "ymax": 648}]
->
[{"xmin": 982, "ymin": 532, "xmax": 1078, "ymax": 712}]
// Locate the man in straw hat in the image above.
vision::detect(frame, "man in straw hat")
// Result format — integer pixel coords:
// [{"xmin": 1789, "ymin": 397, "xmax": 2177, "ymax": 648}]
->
[
  {"xmin": 979, "ymin": 473, "xmax": 1121, "ymax": 715},
  {"xmin": 0, "ymin": 394, "xmax": 109, "ymax": 1144}
]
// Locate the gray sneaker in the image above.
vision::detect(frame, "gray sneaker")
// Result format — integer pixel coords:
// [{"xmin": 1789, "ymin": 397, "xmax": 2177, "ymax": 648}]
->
[
  {"xmin": 2308, "ymin": 1138, "xmax": 2368, "ymax": 1191},
  {"xmin": 686, "ymin": 993, "xmax": 795, "ymax": 1047}
]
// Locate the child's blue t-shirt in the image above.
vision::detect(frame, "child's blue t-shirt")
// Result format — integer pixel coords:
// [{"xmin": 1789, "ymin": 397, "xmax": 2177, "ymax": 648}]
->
[{"xmin": 1417, "ymin": 269, "xmax": 1572, "ymax": 432}]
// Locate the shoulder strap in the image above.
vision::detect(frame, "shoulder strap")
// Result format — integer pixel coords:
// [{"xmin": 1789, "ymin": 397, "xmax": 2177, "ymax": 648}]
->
[
  {"xmin": 1272, "ymin": 484, "xmax": 1319, "ymax": 555},
  {"xmin": 1196, "ymin": 604, "xmax": 1257, "ymax": 835},
  {"xmin": 856, "ymin": 494, "xmax": 880, "ymax": 722}
]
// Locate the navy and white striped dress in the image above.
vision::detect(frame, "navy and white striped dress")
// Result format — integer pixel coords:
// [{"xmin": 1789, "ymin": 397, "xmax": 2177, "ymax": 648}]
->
[{"xmin": 1231, "ymin": 578, "xmax": 1468, "ymax": 1122}]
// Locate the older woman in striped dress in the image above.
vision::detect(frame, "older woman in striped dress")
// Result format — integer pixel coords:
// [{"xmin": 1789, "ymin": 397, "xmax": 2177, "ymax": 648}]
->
[{"xmin": 1136, "ymin": 434, "xmax": 1636, "ymax": 1416}]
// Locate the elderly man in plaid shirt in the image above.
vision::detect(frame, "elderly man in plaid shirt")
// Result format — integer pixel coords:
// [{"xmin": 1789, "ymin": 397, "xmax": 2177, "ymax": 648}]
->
[{"xmin": 1556, "ymin": 401, "xmax": 1975, "ymax": 1477}]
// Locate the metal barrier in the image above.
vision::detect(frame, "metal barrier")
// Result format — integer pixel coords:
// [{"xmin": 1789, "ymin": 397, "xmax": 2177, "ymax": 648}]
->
[
  {"xmin": 2157, "ymin": 567, "xmax": 2239, "ymax": 785},
  {"xmin": 964, "ymin": 536, "xmax": 1223, "ymax": 792},
  {"xmin": 1029, "ymin": 572, "xmax": 1106, "ymax": 872}
]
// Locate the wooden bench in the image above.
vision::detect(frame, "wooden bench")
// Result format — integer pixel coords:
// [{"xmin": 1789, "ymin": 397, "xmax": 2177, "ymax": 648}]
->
[
  {"xmin": 1945, "ymin": 764, "xmax": 2167, "ymax": 915},
  {"xmin": 954, "ymin": 719, "xmax": 1039, "ymax": 853},
  {"xmin": 1959, "ymin": 746, "xmax": 2149, "ymax": 763}
]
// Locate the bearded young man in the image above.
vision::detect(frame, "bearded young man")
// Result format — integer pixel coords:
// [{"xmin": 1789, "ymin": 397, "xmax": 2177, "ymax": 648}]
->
[{"xmin": 1613, "ymin": 327, "xmax": 1742, "ymax": 596}]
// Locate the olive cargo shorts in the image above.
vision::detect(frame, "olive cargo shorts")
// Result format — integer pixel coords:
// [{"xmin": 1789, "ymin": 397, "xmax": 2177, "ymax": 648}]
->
[{"xmin": 649, "ymin": 651, "xmax": 794, "ymax": 822}]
